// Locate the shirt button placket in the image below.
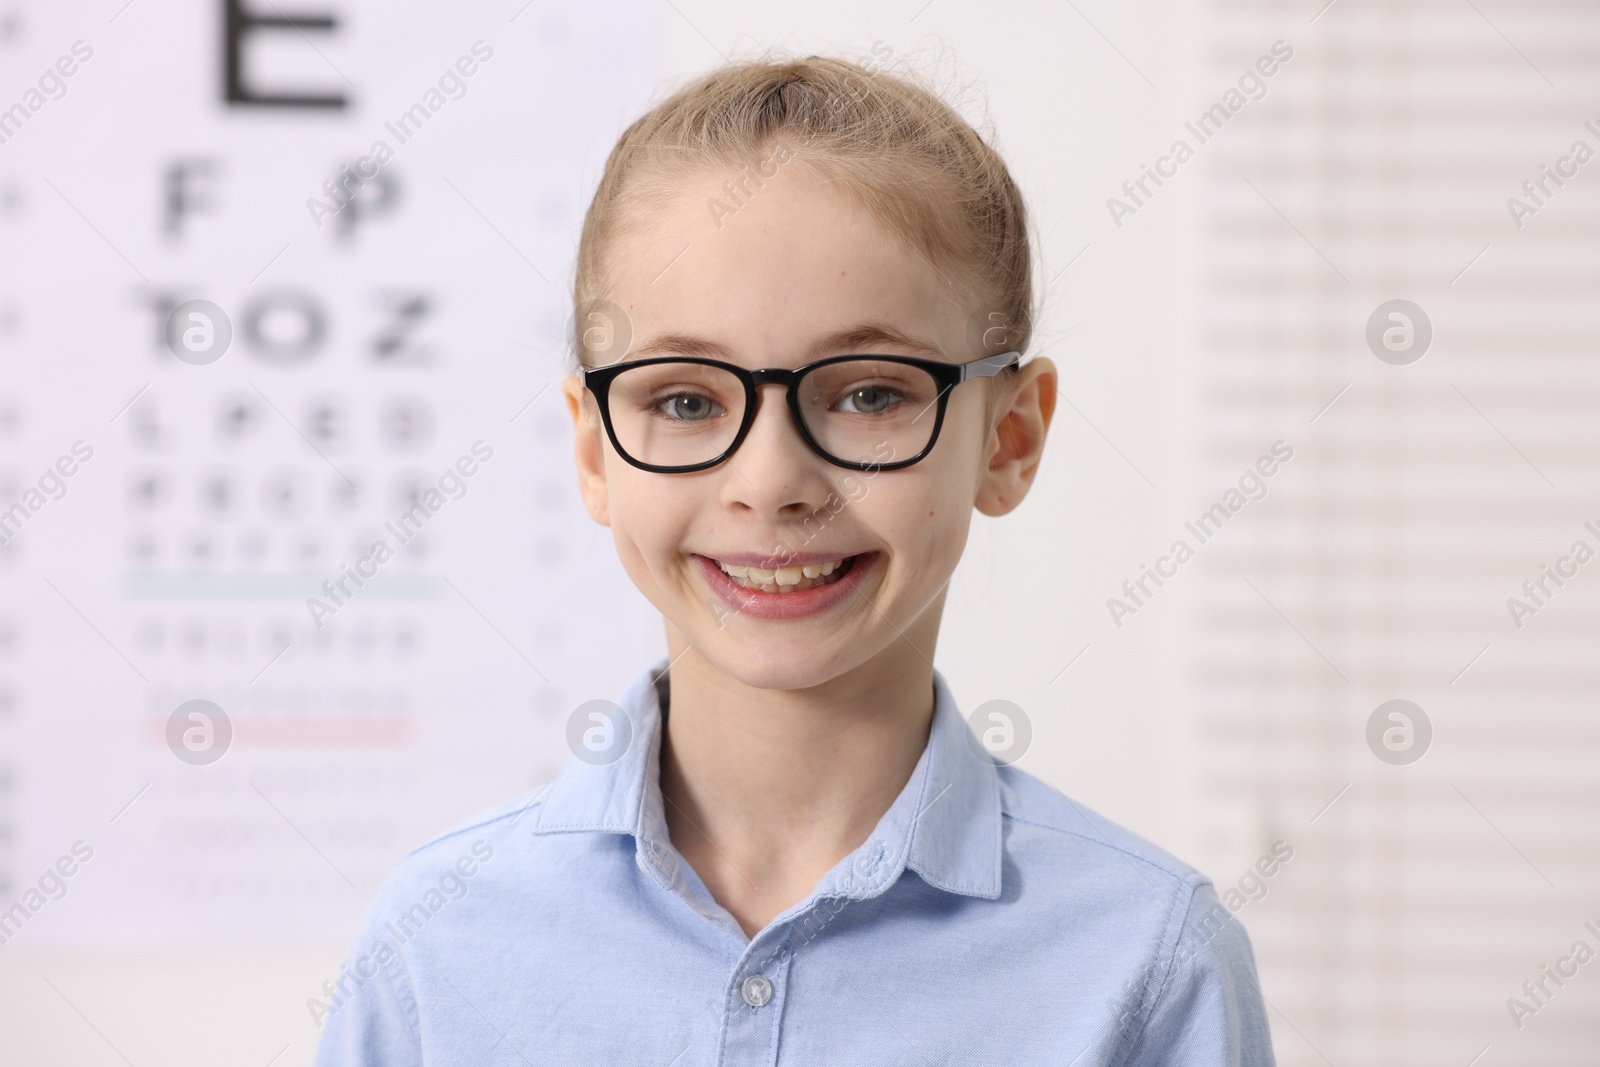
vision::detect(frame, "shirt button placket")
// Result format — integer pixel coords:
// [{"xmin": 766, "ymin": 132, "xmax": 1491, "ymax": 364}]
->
[{"xmin": 718, "ymin": 941, "xmax": 792, "ymax": 1067}]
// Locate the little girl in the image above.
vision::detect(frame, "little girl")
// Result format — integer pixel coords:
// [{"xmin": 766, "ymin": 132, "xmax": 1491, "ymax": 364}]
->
[{"xmin": 316, "ymin": 55, "xmax": 1274, "ymax": 1066}]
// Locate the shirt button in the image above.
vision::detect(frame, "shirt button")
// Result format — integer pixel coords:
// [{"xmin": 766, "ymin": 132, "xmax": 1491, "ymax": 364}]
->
[{"xmin": 741, "ymin": 975, "xmax": 773, "ymax": 1008}]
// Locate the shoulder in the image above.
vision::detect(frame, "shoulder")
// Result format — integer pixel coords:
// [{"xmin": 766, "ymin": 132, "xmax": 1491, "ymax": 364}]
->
[
  {"xmin": 367, "ymin": 782, "xmax": 553, "ymax": 903},
  {"xmin": 992, "ymin": 767, "xmax": 1274, "ymax": 1063},
  {"xmin": 424, "ymin": 782, "xmax": 554, "ymax": 850},
  {"xmin": 995, "ymin": 762, "xmax": 1206, "ymax": 894},
  {"xmin": 990, "ymin": 764, "xmax": 1250, "ymax": 977}
]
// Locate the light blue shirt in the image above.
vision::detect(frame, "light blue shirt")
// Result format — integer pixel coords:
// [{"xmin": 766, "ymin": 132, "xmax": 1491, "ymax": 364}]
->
[{"xmin": 313, "ymin": 660, "xmax": 1274, "ymax": 1065}]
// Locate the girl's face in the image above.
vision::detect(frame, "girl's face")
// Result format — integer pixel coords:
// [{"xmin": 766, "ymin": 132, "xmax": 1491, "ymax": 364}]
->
[{"xmin": 563, "ymin": 164, "xmax": 1053, "ymax": 691}]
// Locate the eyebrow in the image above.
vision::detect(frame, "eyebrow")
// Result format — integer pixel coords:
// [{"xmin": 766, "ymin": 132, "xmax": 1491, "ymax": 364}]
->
[{"xmin": 627, "ymin": 323, "xmax": 948, "ymax": 364}]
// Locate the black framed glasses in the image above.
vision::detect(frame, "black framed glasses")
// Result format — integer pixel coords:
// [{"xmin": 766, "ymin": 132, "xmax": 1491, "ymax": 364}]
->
[{"xmin": 580, "ymin": 350, "xmax": 1022, "ymax": 473}]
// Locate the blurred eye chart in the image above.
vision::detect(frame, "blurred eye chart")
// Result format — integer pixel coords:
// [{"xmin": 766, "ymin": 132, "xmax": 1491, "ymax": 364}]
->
[{"xmin": 0, "ymin": 0, "xmax": 662, "ymax": 947}]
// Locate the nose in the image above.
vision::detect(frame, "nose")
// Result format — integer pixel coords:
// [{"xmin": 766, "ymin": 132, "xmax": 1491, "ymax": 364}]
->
[{"xmin": 718, "ymin": 383, "xmax": 834, "ymax": 520}]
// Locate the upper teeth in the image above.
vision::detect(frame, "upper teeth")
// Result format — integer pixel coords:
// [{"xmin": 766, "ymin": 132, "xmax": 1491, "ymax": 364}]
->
[{"xmin": 715, "ymin": 557, "xmax": 851, "ymax": 592}]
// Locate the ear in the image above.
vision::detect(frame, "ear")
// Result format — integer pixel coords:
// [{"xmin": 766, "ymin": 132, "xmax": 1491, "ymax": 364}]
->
[
  {"xmin": 562, "ymin": 373, "xmax": 612, "ymax": 526},
  {"xmin": 975, "ymin": 356, "xmax": 1056, "ymax": 517}
]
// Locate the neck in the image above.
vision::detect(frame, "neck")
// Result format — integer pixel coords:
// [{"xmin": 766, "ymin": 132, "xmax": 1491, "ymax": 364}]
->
[{"xmin": 656, "ymin": 612, "xmax": 942, "ymax": 937}]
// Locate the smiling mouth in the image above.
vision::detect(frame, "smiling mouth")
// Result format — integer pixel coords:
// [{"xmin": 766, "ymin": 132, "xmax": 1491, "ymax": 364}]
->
[{"xmin": 714, "ymin": 555, "xmax": 860, "ymax": 593}]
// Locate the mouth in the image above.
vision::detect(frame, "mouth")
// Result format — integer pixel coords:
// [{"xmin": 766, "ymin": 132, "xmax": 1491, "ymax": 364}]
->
[
  {"xmin": 712, "ymin": 555, "xmax": 860, "ymax": 594},
  {"xmin": 690, "ymin": 551, "xmax": 878, "ymax": 621}
]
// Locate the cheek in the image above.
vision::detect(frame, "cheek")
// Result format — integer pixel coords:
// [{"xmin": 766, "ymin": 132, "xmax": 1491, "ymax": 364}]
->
[
  {"xmin": 870, "ymin": 474, "xmax": 972, "ymax": 573},
  {"xmin": 603, "ymin": 467, "xmax": 694, "ymax": 572},
  {"xmin": 878, "ymin": 399, "xmax": 990, "ymax": 567},
  {"xmin": 939, "ymin": 390, "xmax": 997, "ymax": 475}
]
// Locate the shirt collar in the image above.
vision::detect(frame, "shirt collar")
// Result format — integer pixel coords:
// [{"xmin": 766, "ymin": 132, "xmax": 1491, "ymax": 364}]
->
[{"xmin": 532, "ymin": 658, "xmax": 1003, "ymax": 902}]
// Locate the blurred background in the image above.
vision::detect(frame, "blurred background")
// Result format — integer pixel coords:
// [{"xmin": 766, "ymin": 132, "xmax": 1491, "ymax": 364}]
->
[{"xmin": 1, "ymin": 0, "xmax": 1596, "ymax": 1063}]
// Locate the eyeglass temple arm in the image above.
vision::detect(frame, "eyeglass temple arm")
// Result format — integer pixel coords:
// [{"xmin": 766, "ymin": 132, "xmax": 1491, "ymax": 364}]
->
[{"xmin": 960, "ymin": 350, "xmax": 1022, "ymax": 381}]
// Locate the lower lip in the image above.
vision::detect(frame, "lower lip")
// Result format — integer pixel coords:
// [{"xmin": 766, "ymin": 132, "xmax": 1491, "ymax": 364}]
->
[{"xmin": 692, "ymin": 552, "xmax": 877, "ymax": 621}]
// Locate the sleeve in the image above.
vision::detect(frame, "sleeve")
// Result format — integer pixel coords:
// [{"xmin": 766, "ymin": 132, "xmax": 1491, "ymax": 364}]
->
[
  {"xmin": 1121, "ymin": 881, "xmax": 1277, "ymax": 1067},
  {"xmin": 310, "ymin": 901, "xmax": 425, "ymax": 1067}
]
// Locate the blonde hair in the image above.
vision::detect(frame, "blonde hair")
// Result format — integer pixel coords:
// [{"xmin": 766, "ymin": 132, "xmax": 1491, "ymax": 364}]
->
[{"xmin": 572, "ymin": 52, "xmax": 1034, "ymax": 372}]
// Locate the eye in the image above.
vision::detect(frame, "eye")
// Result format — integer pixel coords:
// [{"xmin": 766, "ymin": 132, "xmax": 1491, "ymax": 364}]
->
[
  {"xmin": 652, "ymin": 392, "xmax": 723, "ymax": 421},
  {"xmin": 834, "ymin": 385, "xmax": 902, "ymax": 415}
]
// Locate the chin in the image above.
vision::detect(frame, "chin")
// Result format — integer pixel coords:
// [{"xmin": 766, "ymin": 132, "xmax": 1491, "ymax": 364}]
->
[{"xmin": 696, "ymin": 631, "xmax": 866, "ymax": 692}]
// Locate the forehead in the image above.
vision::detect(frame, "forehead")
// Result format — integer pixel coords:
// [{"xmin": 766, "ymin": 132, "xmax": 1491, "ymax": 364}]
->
[{"xmin": 604, "ymin": 165, "xmax": 968, "ymax": 365}]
